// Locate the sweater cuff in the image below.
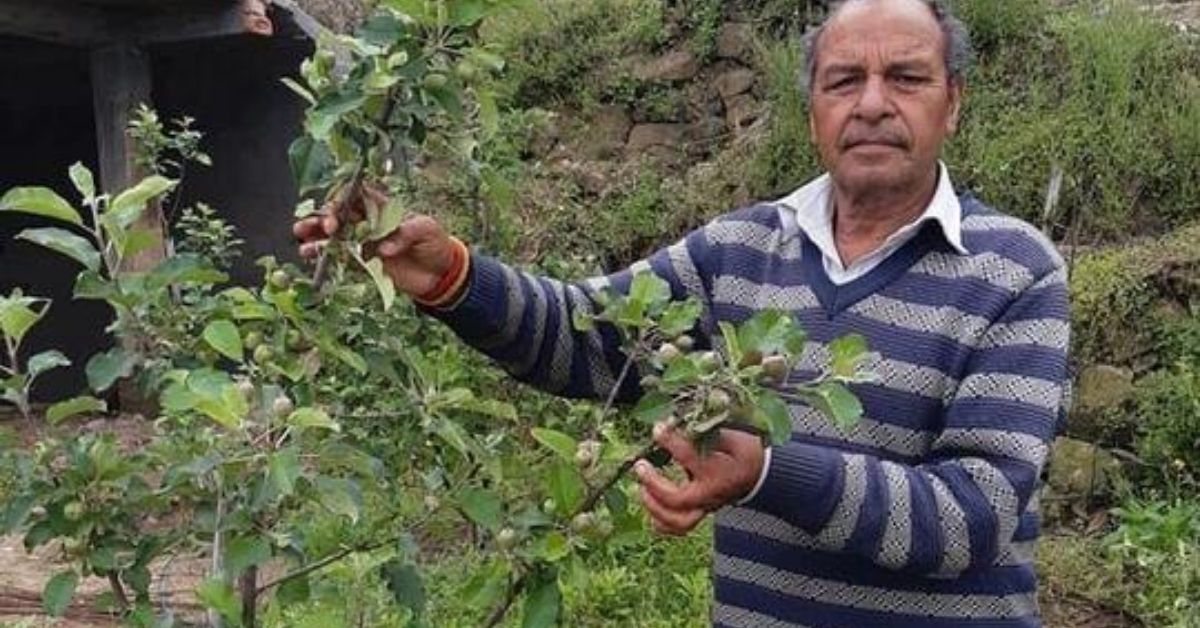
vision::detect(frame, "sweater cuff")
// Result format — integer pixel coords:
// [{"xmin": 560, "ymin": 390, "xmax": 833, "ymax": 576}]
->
[
  {"xmin": 742, "ymin": 441, "xmax": 843, "ymax": 534},
  {"xmin": 420, "ymin": 253, "xmax": 508, "ymax": 342},
  {"xmin": 736, "ymin": 447, "xmax": 771, "ymax": 505}
]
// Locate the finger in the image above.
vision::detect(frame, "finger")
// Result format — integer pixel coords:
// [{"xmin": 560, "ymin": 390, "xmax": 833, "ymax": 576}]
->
[
  {"xmin": 363, "ymin": 228, "xmax": 411, "ymax": 260},
  {"xmin": 322, "ymin": 212, "xmax": 340, "ymax": 236},
  {"xmin": 293, "ymin": 216, "xmax": 328, "ymax": 241},
  {"xmin": 634, "ymin": 460, "xmax": 704, "ymax": 511},
  {"xmin": 653, "ymin": 422, "xmax": 701, "ymax": 475},
  {"xmin": 299, "ymin": 240, "xmax": 326, "ymax": 259},
  {"xmin": 639, "ymin": 486, "xmax": 705, "ymax": 536}
]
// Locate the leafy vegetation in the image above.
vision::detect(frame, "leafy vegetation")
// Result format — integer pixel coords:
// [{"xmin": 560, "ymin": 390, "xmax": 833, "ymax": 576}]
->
[{"xmin": 2, "ymin": 0, "xmax": 1198, "ymax": 626}]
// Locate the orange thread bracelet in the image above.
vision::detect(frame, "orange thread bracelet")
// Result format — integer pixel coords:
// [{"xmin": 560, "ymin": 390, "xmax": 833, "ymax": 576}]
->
[{"xmin": 415, "ymin": 237, "xmax": 469, "ymax": 307}]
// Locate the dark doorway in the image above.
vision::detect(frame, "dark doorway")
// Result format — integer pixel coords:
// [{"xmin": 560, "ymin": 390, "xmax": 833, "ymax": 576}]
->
[{"xmin": 0, "ymin": 36, "xmax": 112, "ymax": 402}]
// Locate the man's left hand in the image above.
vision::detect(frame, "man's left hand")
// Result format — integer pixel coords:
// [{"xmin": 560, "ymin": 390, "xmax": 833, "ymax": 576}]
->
[{"xmin": 634, "ymin": 422, "xmax": 765, "ymax": 536}]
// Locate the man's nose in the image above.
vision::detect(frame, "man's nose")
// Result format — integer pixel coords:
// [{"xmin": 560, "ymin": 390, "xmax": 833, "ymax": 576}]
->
[{"xmin": 852, "ymin": 75, "xmax": 893, "ymax": 122}]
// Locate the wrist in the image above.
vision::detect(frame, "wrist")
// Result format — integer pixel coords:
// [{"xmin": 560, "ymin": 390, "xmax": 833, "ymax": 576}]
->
[{"xmin": 413, "ymin": 237, "xmax": 470, "ymax": 308}]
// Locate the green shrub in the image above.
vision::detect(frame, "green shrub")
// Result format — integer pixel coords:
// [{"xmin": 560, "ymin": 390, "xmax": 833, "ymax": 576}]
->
[
  {"xmin": 1106, "ymin": 498, "xmax": 1200, "ymax": 626},
  {"xmin": 949, "ymin": 1, "xmax": 1200, "ymax": 240},
  {"xmin": 952, "ymin": 0, "xmax": 1049, "ymax": 56},
  {"xmin": 487, "ymin": 0, "xmax": 667, "ymax": 109},
  {"xmin": 1068, "ymin": 223, "xmax": 1200, "ymax": 366},
  {"xmin": 1132, "ymin": 361, "xmax": 1200, "ymax": 487},
  {"xmin": 747, "ymin": 37, "xmax": 822, "ymax": 199}
]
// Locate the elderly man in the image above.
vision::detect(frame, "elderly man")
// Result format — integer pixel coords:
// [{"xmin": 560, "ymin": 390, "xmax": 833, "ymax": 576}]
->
[{"xmin": 296, "ymin": 0, "xmax": 1069, "ymax": 625}]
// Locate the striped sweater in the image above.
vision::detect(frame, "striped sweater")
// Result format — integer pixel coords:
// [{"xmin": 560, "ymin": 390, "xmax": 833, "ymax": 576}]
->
[{"xmin": 429, "ymin": 193, "xmax": 1070, "ymax": 628}]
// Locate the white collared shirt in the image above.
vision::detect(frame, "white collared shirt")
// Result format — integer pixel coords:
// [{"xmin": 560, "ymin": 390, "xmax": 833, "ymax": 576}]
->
[
  {"xmin": 739, "ymin": 164, "xmax": 967, "ymax": 505},
  {"xmin": 776, "ymin": 162, "xmax": 969, "ymax": 285}
]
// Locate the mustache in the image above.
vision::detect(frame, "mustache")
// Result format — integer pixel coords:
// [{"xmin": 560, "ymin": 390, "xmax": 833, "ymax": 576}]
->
[{"xmin": 839, "ymin": 129, "xmax": 908, "ymax": 149}]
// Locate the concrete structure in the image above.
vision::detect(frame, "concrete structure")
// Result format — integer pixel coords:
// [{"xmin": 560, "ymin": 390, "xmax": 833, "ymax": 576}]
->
[{"xmin": 0, "ymin": 0, "xmax": 362, "ymax": 400}]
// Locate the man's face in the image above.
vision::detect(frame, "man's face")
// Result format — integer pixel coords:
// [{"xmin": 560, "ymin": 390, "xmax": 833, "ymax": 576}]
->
[{"xmin": 809, "ymin": 0, "xmax": 963, "ymax": 200}]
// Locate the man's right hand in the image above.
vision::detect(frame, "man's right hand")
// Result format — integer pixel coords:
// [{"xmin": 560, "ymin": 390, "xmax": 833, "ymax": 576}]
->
[{"xmin": 292, "ymin": 190, "xmax": 460, "ymax": 299}]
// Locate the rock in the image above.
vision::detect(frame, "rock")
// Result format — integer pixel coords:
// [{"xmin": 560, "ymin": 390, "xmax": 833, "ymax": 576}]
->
[
  {"xmin": 626, "ymin": 123, "xmax": 689, "ymax": 154},
  {"xmin": 713, "ymin": 67, "xmax": 756, "ymax": 101},
  {"xmin": 1075, "ymin": 365, "xmax": 1135, "ymax": 412},
  {"xmin": 527, "ymin": 112, "xmax": 562, "ymax": 159},
  {"xmin": 687, "ymin": 116, "xmax": 727, "ymax": 158},
  {"xmin": 1047, "ymin": 437, "xmax": 1122, "ymax": 496},
  {"xmin": 724, "ymin": 93, "xmax": 761, "ymax": 132},
  {"xmin": 580, "ymin": 105, "xmax": 632, "ymax": 160},
  {"xmin": 633, "ymin": 49, "xmax": 700, "ymax": 83},
  {"xmin": 716, "ymin": 22, "xmax": 755, "ymax": 64}
]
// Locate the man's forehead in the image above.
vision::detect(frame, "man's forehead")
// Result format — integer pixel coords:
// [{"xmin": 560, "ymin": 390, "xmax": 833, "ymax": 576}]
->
[{"xmin": 817, "ymin": 1, "xmax": 944, "ymax": 66}]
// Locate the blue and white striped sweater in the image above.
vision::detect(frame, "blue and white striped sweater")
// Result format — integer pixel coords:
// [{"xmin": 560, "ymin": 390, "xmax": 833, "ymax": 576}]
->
[{"xmin": 431, "ymin": 194, "xmax": 1070, "ymax": 627}]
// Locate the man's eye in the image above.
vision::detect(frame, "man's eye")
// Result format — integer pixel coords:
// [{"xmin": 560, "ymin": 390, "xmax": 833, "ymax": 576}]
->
[
  {"xmin": 895, "ymin": 74, "xmax": 926, "ymax": 85},
  {"xmin": 826, "ymin": 77, "xmax": 857, "ymax": 90}
]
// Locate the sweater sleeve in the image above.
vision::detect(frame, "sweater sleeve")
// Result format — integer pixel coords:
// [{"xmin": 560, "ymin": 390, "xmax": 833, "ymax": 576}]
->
[
  {"xmin": 742, "ymin": 266, "xmax": 1070, "ymax": 576},
  {"xmin": 423, "ymin": 227, "xmax": 716, "ymax": 401}
]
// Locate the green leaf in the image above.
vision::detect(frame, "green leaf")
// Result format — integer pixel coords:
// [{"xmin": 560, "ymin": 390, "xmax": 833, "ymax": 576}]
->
[
  {"xmin": 307, "ymin": 92, "xmax": 366, "ymax": 140},
  {"xmin": 428, "ymin": 416, "xmax": 474, "ymax": 456},
  {"xmin": 457, "ymin": 397, "xmax": 518, "ymax": 421},
  {"xmin": 288, "ymin": 136, "xmax": 334, "ymax": 194},
  {"xmin": 381, "ymin": 560, "xmax": 426, "ymax": 618},
  {"xmin": 0, "ymin": 292, "xmax": 45, "ymax": 344},
  {"xmin": 73, "ymin": 270, "xmax": 117, "ymax": 301},
  {"xmin": 287, "ymin": 407, "xmax": 340, "ymax": 433},
  {"xmin": 450, "ymin": 0, "xmax": 487, "ymax": 26},
  {"xmin": 224, "ymin": 535, "xmax": 271, "ymax": 577},
  {"xmin": 17, "ymin": 228, "xmax": 100, "ymax": 271},
  {"xmin": 531, "ymin": 428, "xmax": 577, "ymax": 462},
  {"xmin": 459, "ymin": 487, "xmax": 502, "ymax": 532},
  {"xmin": 530, "ymin": 530, "xmax": 570, "ymax": 562},
  {"xmin": 658, "ymin": 298, "xmax": 702, "ymax": 338},
  {"xmin": 545, "ymin": 462, "xmax": 584, "ymax": 515},
  {"xmin": 108, "ymin": 176, "xmax": 176, "ymax": 230},
  {"xmin": 145, "ymin": 254, "xmax": 228, "ymax": 291},
  {"xmin": 631, "ymin": 391, "xmax": 674, "ymax": 425},
  {"xmin": 0, "ymin": 187, "xmax": 81, "ymax": 226},
  {"xmin": 268, "ymin": 447, "xmax": 302, "ymax": 497},
  {"xmin": 808, "ymin": 381, "xmax": 864, "ymax": 431},
  {"xmin": 1, "ymin": 493, "xmax": 33, "ymax": 534},
  {"xmin": 829, "ymin": 333, "xmax": 869, "ymax": 379},
  {"xmin": 27, "ymin": 350, "xmax": 70, "ymax": 378},
  {"xmin": 85, "ymin": 347, "xmax": 137, "ymax": 392},
  {"xmin": 69, "ymin": 162, "xmax": 95, "ymax": 203},
  {"xmin": 42, "ymin": 570, "xmax": 78, "ymax": 617},
  {"xmin": 46, "ymin": 396, "xmax": 106, "ymax": 424},
  {"xmin": 195, "ymin": 578, "xmax": 241, "ymax": 627},
  {"xmin": 361, "ymin": 257, "xmax": 396, "ymax": 311},
  {"xmin": 754, "ymin": 393, "xmax": 793, "ymax": 446},
  {"xmin": 315, "ymin": 477, "xmax": 362, "ymax": 522},
  {"xmin": 477, "ymin": 88, "xmax": 500, "ymax": 139},
  {"xmin": 521, "ymin": 571, "xmax": 561, "ymax": 628},
  {"xmin": 280, "ymin": 77, "xmax": 316, "ymax": 105},
  {"xmin": 628, "ymin": 272, "xmax": 670, "ymax": 310},
  {"xmin": 202, "ymin": 320, "xmax": 244, "ymax": 363},
  {"xmin": 718, "ymin": 321, "xmax": 741, "ymax": 366},
  {"xmin": 572, "ymin": 310, "xmax": 595, "ymax": 332},
  {"xmin": 738, "ymin": 310, "xmax": 806, "ymax": 359},
  {"xmin": 662, "ymin": 358, "xmax": 700, "ymax": 386}
]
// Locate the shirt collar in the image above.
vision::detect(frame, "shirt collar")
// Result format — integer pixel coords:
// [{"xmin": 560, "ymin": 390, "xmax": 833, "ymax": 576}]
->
[{"xmin": 776, "ymin": 162, "xmax": 968, "ymax": 256}]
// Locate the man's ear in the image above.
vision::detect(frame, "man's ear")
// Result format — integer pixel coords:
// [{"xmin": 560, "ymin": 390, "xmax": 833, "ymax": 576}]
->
[{"xmin": 945, "ymin": 81, "xmax": 965, "ymax": 136}]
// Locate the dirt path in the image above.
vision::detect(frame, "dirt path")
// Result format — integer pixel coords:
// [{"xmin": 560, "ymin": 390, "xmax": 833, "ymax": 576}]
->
[{"xmin": 0, "ymin": 534, "xmax": 209, "ymax": 627}]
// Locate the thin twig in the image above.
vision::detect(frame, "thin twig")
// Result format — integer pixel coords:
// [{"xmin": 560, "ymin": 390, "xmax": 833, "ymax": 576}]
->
[
  {"xmin": 257, "ymin": 508, "xmax": 438, "ymax": 595},
  {"xmin": 483, "ymin": 573, "xmax": 525, "ymax": 628},
  {"xmin": 311, "ymin": 89, "xmax": 402, "ymax": 290}
]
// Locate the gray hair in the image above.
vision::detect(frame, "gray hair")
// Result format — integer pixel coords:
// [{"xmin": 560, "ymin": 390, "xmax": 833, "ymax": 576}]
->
[{"xmin": 800, "ymin": 0, "xmax": 975, "ymax": 93}]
